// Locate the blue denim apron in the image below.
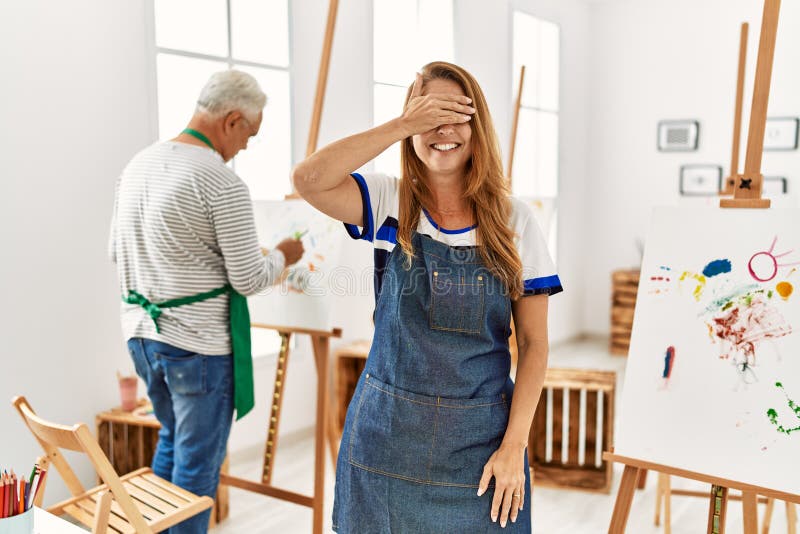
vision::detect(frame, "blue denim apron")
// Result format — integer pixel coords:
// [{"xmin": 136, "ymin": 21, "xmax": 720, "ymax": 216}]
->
[{"xmin": 333, "ymin": 232, "xmax": 532, "ymax": 533}]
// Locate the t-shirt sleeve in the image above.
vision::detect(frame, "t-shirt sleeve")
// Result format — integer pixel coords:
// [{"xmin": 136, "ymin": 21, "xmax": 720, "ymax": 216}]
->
[
  {"xmin": 515, "ymin": 200, "xmax": 563, "ymax": 296},
  {"xmin": 343, "ymin": 172, "xmax": 399, "ymax": 243}
]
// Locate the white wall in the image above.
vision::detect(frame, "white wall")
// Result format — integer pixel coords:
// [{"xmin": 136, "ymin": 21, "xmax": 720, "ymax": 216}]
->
[
  {"xmin": 583, "ymin": 0, "xmax": 800, "ymax": 334},
  {"xmin": 0, "ymin": 0, "xmax": 153, "ymax": 503}
]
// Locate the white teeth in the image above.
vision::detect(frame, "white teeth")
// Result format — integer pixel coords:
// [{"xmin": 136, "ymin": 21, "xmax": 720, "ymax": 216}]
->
[{"xmin": 432, "ymin": 143, "xmax": 458, "ymax": 151}]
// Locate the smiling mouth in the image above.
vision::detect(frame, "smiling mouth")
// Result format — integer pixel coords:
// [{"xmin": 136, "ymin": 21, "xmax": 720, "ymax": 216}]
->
[{"xmin": 431, "ymin": 143, "xmax": 461, "ymax": 152}]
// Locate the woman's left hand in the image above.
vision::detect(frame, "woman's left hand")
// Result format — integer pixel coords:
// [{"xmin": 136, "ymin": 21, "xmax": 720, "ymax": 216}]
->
[{"xmin": 477, "ymin": 442, "xmax": 527, "ymax": 528}]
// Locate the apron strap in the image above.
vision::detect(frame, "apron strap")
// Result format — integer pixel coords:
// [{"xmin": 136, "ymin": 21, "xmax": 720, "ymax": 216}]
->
[
  {"xmin": 122, "ymin": 284, "xmax": 255, "ymax": 420},
  {"xmin": 122, "ymin": 285, "xmax": 230, "ymax": 332}
]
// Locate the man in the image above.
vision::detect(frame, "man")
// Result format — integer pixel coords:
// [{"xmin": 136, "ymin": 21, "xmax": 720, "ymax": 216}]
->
[{"xmin": 109, "ymin": 70, "xmax": 303, "ymax": 533}]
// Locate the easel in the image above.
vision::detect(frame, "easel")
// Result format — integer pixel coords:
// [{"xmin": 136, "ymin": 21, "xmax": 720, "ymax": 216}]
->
[
  {"xmin": 507, "ymin": 64, "xmax": 526, "ymax": 368},
  {"xmin": 286, "ymin": 0, "xmax": 339, "ymax": 199},
  {"xmin": 607, "ymin": 1, "xmax": 797, "ymax": 532},
  {"xmin": 219, "ymin": 324, "xmax": 341, "ymax": 534},
  {"xmin": 220, "ymin": 4, "xmax": 343, "ymax": 531},
  {"xmin": 721, "ymin": 23, "xmax": 749, "ymax": 196}
]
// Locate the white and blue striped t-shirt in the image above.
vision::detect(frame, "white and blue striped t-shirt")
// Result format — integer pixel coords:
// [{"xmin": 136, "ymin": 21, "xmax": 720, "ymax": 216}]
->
[
  {"xmin": 109, "ymin": 141, "xmax": 286, "ymax": 355},
  {"xmin": 343, "ymin": 172, "xmax": 563, "ymax": 300}
]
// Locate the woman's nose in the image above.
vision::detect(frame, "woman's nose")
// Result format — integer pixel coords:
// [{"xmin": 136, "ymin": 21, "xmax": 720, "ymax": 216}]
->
[{"xmin": 437, "ymin": 124, "xmax": 455, "ymax": 135}]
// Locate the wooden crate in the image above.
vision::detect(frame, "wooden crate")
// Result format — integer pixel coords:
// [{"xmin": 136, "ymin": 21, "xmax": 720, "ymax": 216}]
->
[
  {"xmin": 95, "ymin": 402, "xmax": 229, "ymax": 527},
  {"xmin": 610, "ymin": 269, "xmax": 640, "ymax": 356},
  {"xmin": 529, "ymin": 368, "xmax": 616, "ymax": 493}
]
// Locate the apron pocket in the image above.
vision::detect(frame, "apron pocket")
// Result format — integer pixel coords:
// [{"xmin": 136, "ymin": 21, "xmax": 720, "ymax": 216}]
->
[
  {"xmin": 428, "ymin": 397, "xmax": 509, "ymax": 486},
  {"xmin": 348, "ymin": 375, "xmax": 508, "ymax": 487},
  {"xmin": 429, "ymin": 271, "xmax": 485, "ymax": 334}
]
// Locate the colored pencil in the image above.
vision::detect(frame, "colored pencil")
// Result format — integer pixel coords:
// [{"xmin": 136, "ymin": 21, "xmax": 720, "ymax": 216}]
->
[
  {"xmin": 32, "ymin": 467, "xmax": 47, "ymax": 507},
  {"xmin": 0, "ymin": 474, "xmax": 6, "ymax": 519}
]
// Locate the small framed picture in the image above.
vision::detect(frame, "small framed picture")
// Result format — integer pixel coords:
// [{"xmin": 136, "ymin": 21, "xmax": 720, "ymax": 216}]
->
[
  {"xmin": 679, "ymin": 165, "xmax": 722, "ymax": 196},
  {"xmin": 658, "ymin": 120, "xmax": 699, "ymax": 151},
  {"xmin": 764, "ymin": 117, "xmax": 799, "ymax": 151},
  {"xmin": 763, "ymin": 176, "xmax": 788, "ymax": 196}
]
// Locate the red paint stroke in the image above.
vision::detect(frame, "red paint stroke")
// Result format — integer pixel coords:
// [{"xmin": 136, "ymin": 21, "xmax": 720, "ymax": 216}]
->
[{"xmin": 709, "ymin": 295, "xmax": 792, "ymax": 364}]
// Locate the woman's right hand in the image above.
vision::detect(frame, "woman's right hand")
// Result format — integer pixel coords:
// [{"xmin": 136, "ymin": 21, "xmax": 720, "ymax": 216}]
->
[{"xmin": 399, "ymin": 73, "xmax": 475, "ymax": 137}]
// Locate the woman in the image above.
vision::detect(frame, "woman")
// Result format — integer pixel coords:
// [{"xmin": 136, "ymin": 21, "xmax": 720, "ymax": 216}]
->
[{"xmin": 293, "ymin": 62, "xmax": 562, "ymax": 532}]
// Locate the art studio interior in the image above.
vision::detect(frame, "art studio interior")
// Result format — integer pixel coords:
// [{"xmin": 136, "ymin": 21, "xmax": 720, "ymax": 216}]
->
[{"xmin": 2, "ymin": 0, "xmax": 799, "ymax": 532}]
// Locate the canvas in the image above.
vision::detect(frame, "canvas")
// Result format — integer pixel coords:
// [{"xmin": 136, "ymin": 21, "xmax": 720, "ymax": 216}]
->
[
  {"xmin": 248, "ymin": 199, "xmax": 345, "ymax": 331},
  {"xmin": 617, "ymin": 207, "xmax": 800, "ymax": 496}
]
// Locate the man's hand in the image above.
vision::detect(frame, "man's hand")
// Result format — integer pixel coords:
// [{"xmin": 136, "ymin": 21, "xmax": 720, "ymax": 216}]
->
[{"xmin": 274, "ymin": 237, "xmax": 304, "ymax": 266}]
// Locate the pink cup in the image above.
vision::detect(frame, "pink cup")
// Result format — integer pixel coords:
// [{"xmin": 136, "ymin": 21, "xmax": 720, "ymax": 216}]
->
[{"xmin": 119, "ymin": 376, "xmax": 138, "ymax": 411}]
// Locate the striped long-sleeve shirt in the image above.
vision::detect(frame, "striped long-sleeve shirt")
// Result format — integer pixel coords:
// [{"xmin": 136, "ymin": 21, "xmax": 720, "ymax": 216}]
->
[{"xmin": 109, "ymin": 141, "xmax": 285, "ymax": 355}]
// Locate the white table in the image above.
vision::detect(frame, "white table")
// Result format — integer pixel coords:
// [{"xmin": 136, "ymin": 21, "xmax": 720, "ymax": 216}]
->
[{"xmin": 0, "ymin": 507, "xmax": 88, "ymax": 533}]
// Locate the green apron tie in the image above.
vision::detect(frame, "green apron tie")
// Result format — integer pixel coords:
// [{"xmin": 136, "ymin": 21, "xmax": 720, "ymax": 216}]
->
[{"xmin": 123, "ymin": 285, "xmax": 254, "ymax": 420}]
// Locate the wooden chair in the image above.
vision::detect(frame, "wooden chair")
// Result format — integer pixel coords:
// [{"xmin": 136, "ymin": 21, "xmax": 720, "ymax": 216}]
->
[{"xmin": 12, "ymin": 396, "xmax": 214, "ymax": 533}]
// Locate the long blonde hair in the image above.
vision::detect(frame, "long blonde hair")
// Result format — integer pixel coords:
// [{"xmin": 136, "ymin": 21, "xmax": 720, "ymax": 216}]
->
[{"xmin": 397, "ymin": 61, "xmax": 523, "ymax": 299}]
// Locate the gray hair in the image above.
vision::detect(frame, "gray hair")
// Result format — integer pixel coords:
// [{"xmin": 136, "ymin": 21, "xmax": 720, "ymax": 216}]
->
[{"xmin": 195, "ymin": 70, "xmax": 267, "ymax": 121}]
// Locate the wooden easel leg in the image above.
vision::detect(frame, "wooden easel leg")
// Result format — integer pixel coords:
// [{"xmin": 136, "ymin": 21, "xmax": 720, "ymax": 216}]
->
[
  {"xmin": 636, "ymin": 469, "xmax": 648, "ymax": 489},
  {"xmin": 311, "ymin": 335, "xmax": 331, "ymax": 534},
  {"xmin": 263, "ymin": 333, "xmax": 293, "ymax": 484},
  {"xmin": 608, "ymin": 465, "xmax": 639, "ymax": 534},
  {"xmin": 742, "ymin": 491, "xmax": 758, "ymax": 534},
  {"xmin": 708, "ymin": 485, "xmax": 729, "ymax": 534},
  {"xmin": 664, "ymin": 475, "xmax": 672, "ymax": 534},
  {"xmin": 787, "ymin": 501, "xmax": 797, "ymax": 534},
  {"xmin": 761, "ymin": 498, "xmax": 774, "ymax": 534},
  {"xmin": 655, "ymin": 472, "xmax": 664, "ymax": 526}
]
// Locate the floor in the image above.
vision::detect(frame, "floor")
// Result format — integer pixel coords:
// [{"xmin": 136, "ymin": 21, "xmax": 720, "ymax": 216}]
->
[{"xmin": 212, "ymin": 337, "xmax": 794, "ymax": 533}]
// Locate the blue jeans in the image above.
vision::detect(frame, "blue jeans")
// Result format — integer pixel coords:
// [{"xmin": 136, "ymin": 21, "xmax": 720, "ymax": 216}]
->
[{"xmin": 127, "ymin": 338, "xmax": 234, "ymax": 534}]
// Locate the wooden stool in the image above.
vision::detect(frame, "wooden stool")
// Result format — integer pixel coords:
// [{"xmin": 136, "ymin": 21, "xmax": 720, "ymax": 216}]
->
[{"xmin": 95, "ymin": 401, "xmax": 229, "ymax": 527}]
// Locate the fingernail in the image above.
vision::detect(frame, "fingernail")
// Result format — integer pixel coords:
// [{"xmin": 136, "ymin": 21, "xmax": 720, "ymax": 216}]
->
[
  {"xmin": 476, "ymin": 488, "xmax": 484, "ymax": 496},
  {"xmin": 492, "ymin": 514, "xmax": 497, "ymax": 522},
  {"xmin": 511, "ymin": 516, "xmax": 517, "ymax": 523},
  {"xmin": 466, "ymin": 97, "xmax": 472, "ymax": 103},
  {"xmin": 501, "ymin": 519, "xmax": 507, "ymax": 528}
]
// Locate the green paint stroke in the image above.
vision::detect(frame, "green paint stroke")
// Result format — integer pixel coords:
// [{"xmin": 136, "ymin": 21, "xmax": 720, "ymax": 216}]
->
[{"xmin": 767, "ymin": 382, "xmax": 800, "ymax": 435}]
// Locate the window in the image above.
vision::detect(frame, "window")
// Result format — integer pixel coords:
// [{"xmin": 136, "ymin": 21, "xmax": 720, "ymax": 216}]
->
[
  {"xmin": 512, "ymin": 11, "xmax": 560, "ymax": 256},
  {"xmin": 372, "ymin": 0, "xmax": 454, "ymax": 176},
  {"xmin": 153, "ymin": 0, "xmax": 292, "ymax": 200}
]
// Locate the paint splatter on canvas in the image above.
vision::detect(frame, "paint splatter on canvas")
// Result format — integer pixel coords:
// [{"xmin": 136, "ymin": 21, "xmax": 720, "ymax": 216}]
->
[{"xmin": 650, "ymin": 244, "xmax": 793, "ymax": 386}]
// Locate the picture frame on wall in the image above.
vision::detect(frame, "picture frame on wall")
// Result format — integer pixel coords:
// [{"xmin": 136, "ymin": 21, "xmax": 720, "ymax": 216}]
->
[
  {"xmin": 679, "ymin": 164, "xmax": 722, "ymax": 196},
  {"xmin": 658, "ymin": 120, "xmax": 699, "ymax": 151},
  {"xmin": 763, "ymin": 176, "xmax": 788, "ymax": 196},
  {"xmin": 763, "ymin": 117, "xmax": 799, "ymax": 151}
]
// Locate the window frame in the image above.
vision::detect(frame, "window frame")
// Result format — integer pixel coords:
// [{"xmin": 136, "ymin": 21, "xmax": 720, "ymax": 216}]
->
[
  {"xmin": 145, "ymin": 0, "xmax": 295, "ymax": 197},
  {"xmin": 510, "ymin": 9, "xmax": 561, "ymax": 259},
  {"xmin": 371, "ymin": 0, "xmax": 455, "ymax": 176}
]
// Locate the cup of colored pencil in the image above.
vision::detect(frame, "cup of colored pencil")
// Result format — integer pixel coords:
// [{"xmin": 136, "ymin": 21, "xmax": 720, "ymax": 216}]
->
[{"xmin": 0, "ymin": 462, "xmax": 47, "ymax": 519}]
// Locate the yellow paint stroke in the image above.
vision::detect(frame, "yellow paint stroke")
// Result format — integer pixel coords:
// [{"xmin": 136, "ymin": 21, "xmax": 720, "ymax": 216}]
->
[
  {"xmin": 706, "ymin": 322, "xmax": 715, "ymax": 341},
  {"xmin": 680, "ymin": 271, "xmax": 707, "ymax": 301},
  {"xmin": 776, "ymin": 281, "xmax": 794, "ymax": 300}
]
